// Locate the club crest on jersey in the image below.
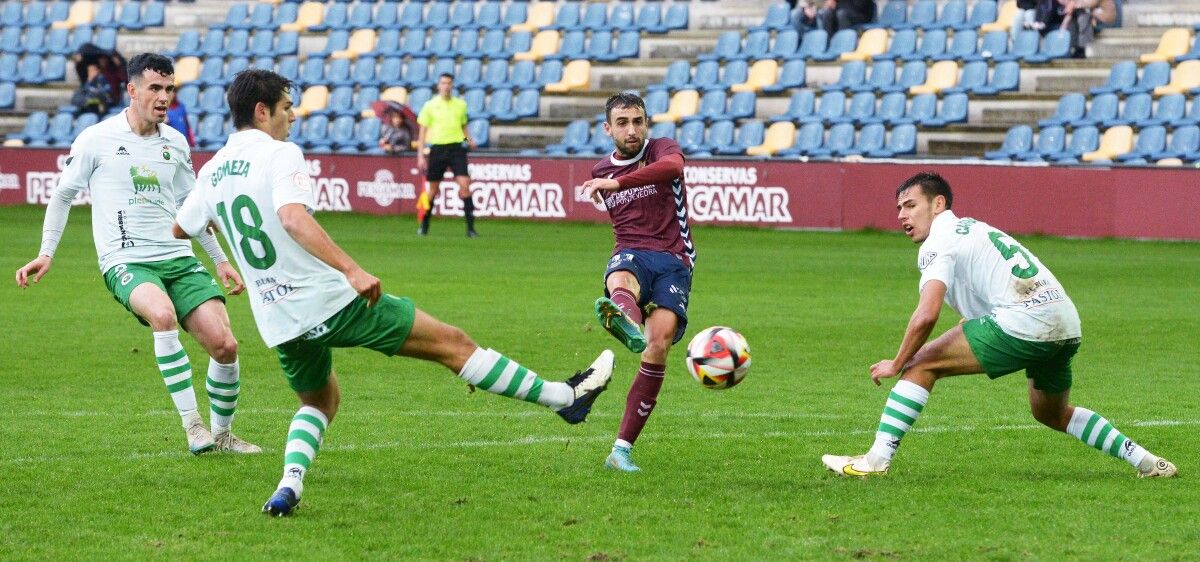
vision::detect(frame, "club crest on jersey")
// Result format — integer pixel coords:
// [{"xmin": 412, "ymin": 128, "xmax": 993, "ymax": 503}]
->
[
  {"xmin": 162, "ymin": 149, "xmax": 171, "ymax": 161},
  {"xmin": 919, "ymin": 251, "xmax": 938, "ymax": 270}
]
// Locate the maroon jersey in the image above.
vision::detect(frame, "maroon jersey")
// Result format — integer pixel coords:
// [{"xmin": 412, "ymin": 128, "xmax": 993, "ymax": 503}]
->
[{"xmin": 591, "ymin": 138, "xmax": 695, "ymax": 266}]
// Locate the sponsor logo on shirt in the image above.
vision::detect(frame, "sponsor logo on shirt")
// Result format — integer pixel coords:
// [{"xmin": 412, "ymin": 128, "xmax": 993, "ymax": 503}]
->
[
  {"xmin": 255, "ymin": 276, "xmax": 299, "ymax": 306},
  {"xmin": 116, "ymin": 146, "xmax": 130, "ymax": 156},
  {"xmin": 129, "ymin": 165, "xmax": 162, "ymax": 195},
  {"xmin": 919, "ymin": 251, "xmax": 938, "ymax": 270}
]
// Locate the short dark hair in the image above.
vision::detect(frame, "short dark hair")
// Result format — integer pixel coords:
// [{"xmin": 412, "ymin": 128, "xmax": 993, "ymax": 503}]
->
[
  {"xmin": 439, "ymin": 73, "xmax": 454, "ymax": 81},
  {"xmin": 127, "ymin": 53, "xmax": 174, "ymax": 81},
  {"xmin": 227, "ymin": 69, "xmax": 294, "ymax": 129},
  {"xmin": 896, "ymin": 171, "xmax": 953, "ymax": 209},
  {"xmin": 605, "ymin": 92, "xmax": 646, "ymax": 122}
]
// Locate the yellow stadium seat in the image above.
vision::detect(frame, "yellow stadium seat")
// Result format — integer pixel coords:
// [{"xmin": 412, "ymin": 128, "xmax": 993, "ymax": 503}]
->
[
  {"xmin": 746, "ymin": 122, "xmax": 797, "ymax": 157},
  {"xmin": 910, "ymin": 61, "xmax": 959, "ymax": 95},
  {"xmin": 512, "ymin": 2, "xmax": 555, "ymax": 33},
  {"xmin": 332, "ymin": 29, "xmax": 376, "ymax": 60},
  {"xmin": 979, "ymin": 0, "xmax": 1017, "ymax": 34},
  {"xmin": 173, "ymin": 57, "xmax": 201, "ymax": 85},
  {"xmin": 3, "ymin": 138, "xmax": 25, "ymax": 147},
  {"xmin": 840, "ymin": 28, "xmax": 889, "ymax": 62},
  {"xmin": 731, "ymin": 59, "xmax": 779, "ymax": 93},
  {"xmin": 1139, "ymin": 28, "xmax": 1194, "ymax": 63},
  {"xmin": 361, "ymin": 87, "xmax": 408, "ymax": 117},
  {"xmin": 1153, "ymin": 60, "xmax": 1200, "ymax": 96},
  {"xmin": 52, "ymin": 1, "xmax": 94, "ymax": 30},
  {"xmin": 544, "ymin": 60, "xmax": 591, "ymax": 93},
  {"xmin": 651, "ymin": 89, "xmax": 700, "ymax": 123},
  {"xmin": 294, "ymin": 85, "xmax": 330, "ymax": 117},
  {"xmin": 1082, "ymin": 126, "xmax": 1133, "ymax": 162},
  {"xmin": 281, "ymin": 2, "xmax": 323, "ymax": 32},
  {"xmin": 1156, "ymin": 158, "xmax": 1184, "ymax": 166},
  {"xmin": 514, "ymin": 30, "xmax": 561, "ymax": 62}
]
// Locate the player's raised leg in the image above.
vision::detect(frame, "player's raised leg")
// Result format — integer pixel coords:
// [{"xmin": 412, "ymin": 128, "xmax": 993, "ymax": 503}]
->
[
  {"xmin": 398, "ymin": 307, "xmax": 614, "ymax": 423},
  {"xmin": 129, "ymin": 283, "xmax": 213, "ymax": 454},
  {"xmin": 182, "ymin": 299, "xmax": 261, "ymax": 454},
  {"xmin": 606, "ymin": 307, "xmax": 677, "ymax": 472},
  {"xmin": 1028, "ymin": 381, "xmax": 1177, "ymax": 478},
  {"xmin": 823, "ymin": 325, "xmax": 981, "ymax": 477},
  {"xmin": 264, "ymin": 373, "xmax": 339, "ymax": 517},
  {"xmin": 596, "ymin": 270, "xmax": 648, "ymax": 353}
]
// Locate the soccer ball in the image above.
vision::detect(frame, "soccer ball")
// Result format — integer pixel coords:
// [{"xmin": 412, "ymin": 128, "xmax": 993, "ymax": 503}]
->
[{"xmin": 685, "ymin": 326, "xmax": 751, "ymax": 390}]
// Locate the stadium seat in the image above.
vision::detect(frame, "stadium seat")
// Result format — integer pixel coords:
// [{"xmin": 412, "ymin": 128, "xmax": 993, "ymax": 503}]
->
[
  {"xmin": 1038, "ymin": 93, "xmax": 1086, "ymax": 128},
  {"xmin": 0, "ymin": 3, "xmax": 20, "ymax": 28},
  {"xmin": 545, "ymin": 29, "xmax": 584, "ymax": 61},
  {"xmin": 342, "ymin": 57, "xmax": 376, "ymax": 88},
  {"xmin": 462, "ymin": 88, "xmax": 487, "ymax": 118},
  {"xmin": 512, "ymin": 88, "xmax": 540, "ymax": 119},
  {"xmin": 882, "ymin": 60, "xmax": 928, "ymax": 93},
  {"xmin": 474, "ymin": 2, "xmax": 503, "ymax": 31},
  {"xmin": 860, "ymin": 92, "xmax": 908, "ymax": 125},
  {"xmin": 750, "ymin": 2, "xmax": 790, "ymax": 32},
  {"xmin": 995, "ymin": 29, "xmax": 1040, "ymax": 62},
  {"xmin": 544, "ymin": 59, "xmax": 590, "ymax": 93},
  {"xmin": 45, "ymin": 27, "xmax": 73, "ymax": 56},
  {"xmin": 1102, "ymin": 93, "xmax": 1153, "ymax": 127},
  {"xmin": 353, "ymin": 118, "xmax": 384, "ymax": 154},
  {"xmin": 676, "ymin": 120, "xmax": 707, "ymax": 153},
  {"xmin": 969, "ymin": 31, "xmax": 1010, "ymax": 62},
  {"xmin": 875, "ymin": 29, "xmax": 917, "ymax": 61},
  {"xmin": 453, "ymin": 29, "xmax": 481, "ymax": 58},
  {"xmin": 929, "ymin": 0, "xmax": 967, "ymax": 30},
  {"xmin": 762, "ymin": 59, "xmax": 806, "ymax": 93},
  {"xmin": 300, "ymin": 113, "xmax": 331, "ymax": 150},
  {"xmin": 682, "ymin": 90, "xmax": 726, "ymax": 124},
  {"xmin": 799, "ymin": 90, "xmax": 846, "ymax": 124},
  {"xmin": 1138, "ymin": 94, "xmax": 1187, "ymax": 127},
  {"xmin": 868, "ymin": 1, "xmax": 908, "ymax": 30},
  {"xmin": 332, "ymin": 29, "xmax": 376, "ymax": 60},
  {"xmin": 198, "ymin": 85, "xmax": 226, "ymax": 116},
  {"xmin": 839, "ymin": 123, "xmax": 886, "ymax": 157},
  {"xmin": 0, "ymin": 81, "xmax": 14, "ymax": 109},
  {"xmin": 770, "ymin": 90, "xmax": 816, "ymax": 123},
  {"xmin": 1152, "ymin": 60, "xmax": 1200, "ymax": 96},
  {"xmin": 173, "ymin": 56, "xmax": 202, "ymax": 86},
  {"xmin": 52, "ymin": 0, "xmax": 94, "ymax": 30},
  {"xmin": 794, "ymin": 30, "xmax": 828, "ymax": 61},
  {"xmin": 537, "ymin": 59, "xmax": 563, "ymax": 87},
  {"xmin": 395, "ymin": 3, "xmax": 424, "ymax": 31},
  {"xmin": 812, "ymin": 29, "xmax": 858, "ymax": 62},
  {"xmin": 424, "ymin": 3, "xmax": 451, "ymax": 30},
  {"xmin": 831, "ymin": 91, "xmax": 877, "ymax": 125},
  {"xmin": 809, "ymin": 122, "xmax": 857, "ymax": 158},
  {"xmin": 731, "ymin": 59, "xmax": 778, "ymax": 93},
  {"xmin": 896, "ymin": 0, "xmax": 936, "ymax": 31},
  {"xmin": 168, "ymin": 30, "xmax": 201, "ymax": 58},
  {"xmin": 9, "ymin": 111, "xmax": 49, "ymax": 144},
  {"xmin": 984, "ymin": 125, "xmax": 1033, "ymax": 160},
  {"xmin": 690, "ymin": 119, "xmax": 735, "ymax": 157},
  {"xmin": 699, "ymin": 30, "xmax": 743, "ymax": 62},
  {"xmin": 770, "ymin": 29, "xmax": 800, "ymax": 60},
  {"xmin": 1152, "ymin": 125, "xmax": 1200, "ymax": 160},
  {"xmin": 324, "ymin": 57, "xmax": 353, "ymax": 87},
  {"xmin": 140, "ymin": 1, "xmax": 165, "ymax": 29},
  {"xmin": 1089, "ymin": 61, "xmax": 1137, "ymax": 95},
  {"xmin": 746, "ymin": 121, "xmax": 797, "ymax": 156},
  {"xmin": 310, "ymin": 3, "xmax": 348, "ymax": 32},
  {"xmin": 943, "ymin": 60, "xmax": 988, "ymax": 94},
  {"xmin": 366, "ymin": 29, "xmax": 400, "ymax": 57},
  {"xmin": 775, "ymin": 122, "xmax": 825, "ymax": 157},
  {"xmin": 24, "ymin": 1, "xmax": 50, "ymax": 28},
  {"xmin": 717, "ymin": 60, "xmax": 750, "ymax": 90},
  {"xmin": 910, "ymin": 61, "xmax": 959, "ymax": 95},
  {"xmin": 960, "ymin": 0, "xmax": 998, "ymax": 31},
  {"xmin": 243, "ymin": 3, "xmax": 275, "ymax": 31},
  {"xmin": 649, "ymin": 60, "xmax": 691, "ymax": 92},
  {"xmin": 1115, "ymin": 126, "xmax": 1168, "ymax": 162},
  {"xmin": 511, "ymin": 2, "xmax": 555, "ymax": 33},
  {"xmin": 898, "ymin": 93, "xmax": 938, "ymax": 125},
  {"xmin": 821, "ymin": 60, "xmax": 867, "ymax": 92},
  {"xmin": 716, "ymin": 120, "xmax": 765, "ymax": 155},
  {"xmin": 1124, "ymin": 62, "xmax": 1172, "ymax": 95},
  {"xmin": 869, "ymin": 123, "xmax": 918, "ymax": 157},
  {"xmin": 1016, "ymin": 125, "xmax": 1067, "ymax": 161},
  {"xmin": 31, "ymin": 113, "xmax": 74, "ymax": 147},
  {"xmin": 932, "ymin": 29, "xmax": 977, "ymax": 62},
  {"xmin": 924, "ymin": 92, "xmax": 969, "ymax": 127},
  {"xmin": 270, "ymin": 3, "xmax": 300, "ymax": 30},
  {"xmin": 63, "ymin": 112, "xmax": 99, "ymax": 146},
  {"xmin": 1072, "ymin": 93, "xmax": 1120, "ymax": 127},
  {"xmin": 732, "ymin": 30, "xmax": 770, "ymax": 62},
  {"xmin": 662, "ymin": 4, "xmax": 688, "ymax": 31},
  {"xmin": 841, "ymin": 28, "xmax": 889, "ymax": 62},
  {"xmin": 1082, "ymin": 125, "xmax": 1134, "ymax": 162},
  {"xmin": 488, "ymin": 89, "xmax": 521, "ymax": 121},
  {"xmin": 546, "ymin": 2, "xmax": 580, "ymax": 31},
  {"xmin": 295, "ymin": 85, "xmax": 330, "ymax": 117},
  {"xmin": 585, "ymin": 30, "xmax": 618, "ymax": 63},
  {"xmin": 975, "ymin": 60, "xmax": 1020, "ymax": 95},
  {"xmin": 1140, "ymin": 28, "xmax": 1193, "ymax": 63},
  {"xmin": 281, "ymin": 2, "xmax": 323, "ymax": 33},
  {"xmin": 636, "ymin": 3, "xmax": 665, "ymax": 33},
  {"xmin": 401, "ymin": 57, "xmax": 430, "ymax": 88},
  {"xmin": 902, "ymin": 29, "xmax": 947, "ymax": 62},
  {"xmin": 1026, "ymin": 30, "xmax": 1072, "ymax": 63},
  {"xmin": 979, "ymin": 0, "xmax": 1017, "ymax": 34},
  {"xmin": 213, "ymin": 3, "xmax": 248, "ymax": 30},
  {"xmin": 249, "ymin": 29, "xmax": 275, "ymax": 58},
  {"xmin": 725, "ymin": 91, "xmax": 757, "ymax": 121},
  {"xmin": 0, "ymin": 54, "xmax": 16, "ymax": 83},
  {"xmin": 514, "ymin": 30, "xmax": 559, "ymax": 62},
  {"xmin": 22, "ymin": 26, "xmax": 46, "ymax": 54},
  {"xmin": 545, "ymin": 119, "xmax": 589, "ymax": 154}
]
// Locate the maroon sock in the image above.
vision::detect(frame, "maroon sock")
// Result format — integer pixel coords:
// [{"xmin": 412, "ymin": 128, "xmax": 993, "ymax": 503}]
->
[
  {"xmin": 617, "ymin": 362, "xmax": 666, "ymax": 444},
  {"xmin": 609, "ymin": 287, "xmax": 643, "ymax": 325}
]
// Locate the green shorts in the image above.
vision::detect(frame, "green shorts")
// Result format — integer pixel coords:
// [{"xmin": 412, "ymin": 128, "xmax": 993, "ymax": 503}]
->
[
  {"xmin": 103, "ymin": 257, "xmax": 225, "ymax": 326},
  {"xmin": 274, "ymin": 294, "xmax": 417, "ymax": 393},
  {"xmin": 962, "ymin": 315, "xmax": 1081, "ymax": 394}
]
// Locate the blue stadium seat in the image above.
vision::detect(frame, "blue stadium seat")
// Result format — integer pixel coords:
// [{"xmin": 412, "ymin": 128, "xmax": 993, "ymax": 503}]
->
[
  {"xmin": 793, "ymin": 30, "xmax": 828, "ymax": 61},
  {"xmin": 1138, "ymin": 94, "xmax": 1186, "ymax": 128},
  {"xmin": 693, "ymin": 119, "xmax": 735, "ymax": 155},
  {"xmin": 716, "ymin": 120, "xmax": 765, "ymax": 155},
  {"xmin": 584, "ymin": 30, "xmax": 616, "ymax": 62},
  {"xmin": 868, "ymin": 1, "xmax": 908, "ymax": 30},
  {"xmin": 968, "ymin": 31, "xmax": 1009, "ymax": 62},
  {"xmin": 649, "ymin": 123, "xmax": 676, "ymax": 143},
  {"xmin": 244, "ymin": 3, "xmax": 274, "ymax": 30},
  {"xmin": 750, "ymin": 2, "xmax": 791, "ymax": 32},
  {"xmin": 477, "ymin": 58, "xmax": 508, "ymax": 88},
  {"xmin": 547, "ymin": 2, "xmax": 580, "ymax": 31},
  {"xmin": 10, "ymin": 111, "xmax": 49, "ymax": 143},
  {"xmin": 578, "ymin": 2, "xmax": 609, "ymax": 32},
  {"xmin": 286, "ymin": 115, "xmax": 303, "ymax": 146},
  {"xmin": 1072, "ymin": 93, "xmax": 1119, "ymax": 128},
  {"xmin": 996, "ymin": 30, "xmax": 1040, "ymax": 62},
  {"xmin": 249, "ymin": 30, "xmax": 274, "ymax": 58},
  {"xmin": 310, "ymin": 3, "xmax": 348, "ymax": 32},
  {"xmin": 451, "ymin": 57, "xmax": 482, "ymax": 88},
  {"xmin": 345, "ymin": 57, "xmax": 377, "ymax": 87},
  {"xmin": 1102, "ymin": 93, "xmax": 1152, "ymax": 128},
  {"xmin": 315, "ymin": 86, "xmax": 354, "ymax": 117},
  {"xmin": 682, "ymin": 90, "xmax": 728, "ymax": 123},
  {"xmin": 348, "ymin": 86, "xmax": 380, "ymax": 118},
  {"xmin": 64, "ymin": 113, "xmax": 99, "ymax": 145},
  {"xmin": 447, "ymin": 2, "xmax": 478, "ymax": 30},
  {"xmin": 327, "ymin": 115, "xmax": 358, "ymax": 151},
  {"xmin": 475, "ymin": 1, "xmax": 502, "ymax": 30},
  {"xmin": 726, "ymin": 91, "xmax": 756, "ymax": 120},
  {"xmin": 924, "ymin": 92, "xmax": 969, "ymax": 127},
  {"xmin": 902, "ymin": 29, "xmax": 947, "ymax": 62},
  {"xmin": 0, "ymin": 81, "xmax": 14, "ymax": 109},
  {"xmin": 808, "ymin": 122, "xmax": 856, "ymax": 158},
  {"xmin": 1026, "ymin": 30, "xmax": 1070, "ymax": 63},
  {"xmin": 776, "ymin": 122, "xmax": 825, "ymax": 157},
  {"xmin": 505, "ymin": 30, "xmax": 533, "ymax": 58},
  {"xmin": 1089, "ymin": 61, "xmax": 1138, "ymax": 95},
  {"xmin": 314, "ymin": 30, "xmax": 351, "ymax": 58},
  {"xmin": 1, "ymin": 3, "xmax": 20, "ymax": 27},
  {"xmin": 94, "ymin": 28, "xmax": 117, "ymax": 51},
  {"xmin": 1038, "ymin": 93, "xmax": 1086, "ymax": 127},
  {"xmin": 24, "ymin": 2, "xmax": 49, "ymax": 28},
  {"xmin": 355, "ymin": 118, "xmax": 385, "ymax": 155},
  {"xmin": 2, "ymin": 26, "xmax": 22, "ymax": 55},
  {"xmin": 932, "ymin": 29, "xmax": 977, "ymax": 61},
  {"xmin": 812, "ymin": 29, "xmax": 857, "ymax": 62},
  {"xmin": 224, "ymin": 57, "xmax": 250, "ymax": 84},
  {"xmin": 298, "ymin": 56, "xmax": 325, "ymax": 87},
  {"xmin": 141, "ymin": 2, "xmax": 165, "ymax": 28},
  {"xmin": 537, "ymin": 59, "xmax": 563, "ymax": 87},
  {"xmin": 821, "ymin": 60, "xmax": 867, "ymax": 92},
  {"xmin": 875, "ymin": 29, "xmax": 916, "ymax": 61},
  {"xmin": 614, "ymin": 30, "xmax": 640, "ymax": 59},
  {"xmin": 199, "ymin": 86, "xmax": 226, "ymax": 116},
  {"xmin": 462, "ymin": 88, "xmax": 486, "ymax": 118},
  {"xmin": 958, "ymin": 0, "xmax": 997, "ymax": 30},
  {"xmin": 396, "ymin": 29, "xmax": 426, "ymax": 57},
  {"xmin": 663, "ymin": 4, "xmax": 688, "ymax": 31},
  {"xmin": 644, "ymin": 89, "xmax": 670, "ymax": 116},
  {"xmin": 831, "ymin": 91, "xmax": 877, "ymax": 125},
  {"xmin": 649, "ymin": 60, "xmax": 691, "ymax": 92},
  {"xmin": 1177, "ymin": 34, "xmax": 1200, "ymax": 62},
  {"xmin": 740, "ymin": 29, "xmax": 772, "ymax": 61},
  {"xmin": 896, "ymin": 0, "xmax": 936, "ymax": 30},
  {"xmin": 0, "ymin": 54, "xmax": 17, "ymax": 82},
  {"xmin": 453, "ymin": 28, "xmax": 481, "ymax": 58},
  {"xmin": 637, "ymin": 3, "xmax": 665, "ymax": 33},
  {"xmin": 868, "ymin": 124, "xmax": 917, "ymax": 157},
  {"xmin": 199, "ymin": 29, "xmax": 228, "ymax": 58},
  {"xmin": 67, "ymin": 27, "xmax": 93, "ymax": 54},
  {"xmin": 31, "ymin": 112, "xmax": 73, "ymax": 147},
  {"xmin": 365, "ymin": 29, "xmax": 399, "ymax": 57},
  {"xmin": 168, "ymin": 30, "xmax": 201, "ymax": 58},
  {"xmin": 402, "ymin": 57, "xmax": 431, "ymax": 88},
  {"xmin": 215, "ymin": 3, "xmax": 249, "ymax": 31},
  {"xmin": 860, "ymin": 91, "xmax": 907, "ymax": 125},
  {"xmin": 468, "ymin": 119, "xmax": 489, "ymax": 148},
  {"xmin": 770, "ymin": 90, "xmax": 816, "ymax": 123},
  {"xmin": 881, "ymin": 60, "xmax": 926, "ymax": 93},
  {"xmin": 1049, "ymin": 126, "xmax": 1099, "ymax": 163},
  {"xmin": 513, "ymin": 88, "xmax": 539, "ymax": 119},
  {"xmin": 408, "ymin": 87, "xmax": 433, "ymax": 115},
  {"xmin": 799, "ymin": 90, "xmax": 846, "ymax": 124},
  {"xmin": 24, "ymin": 26, "xmax": 47, "ymax": 55},
  {"xmin": 475, "ymin": 28, "xmax": 508, "ymax": 59},
  {"xmin": 299, "ymin": 114, "xmax": 331, "ymax": 150},
  {"xmin": 1122, "ymin": 62, "xmax": 1170, "ymax": 95},
  {"xmin": 41, "ymin": 54, "xmax": 65, "ymax": 82},
  {"xmin": 18, "ymin": 55, "xmax": 43, "ymax": 85},
  {"xmin": 943, "ymin": 60, "xmax": 988, "ymax": 94},
  {"xmin": 985, "ymin": 125, "xmax": 1033, "ymax": 160},
  {"xmin": 842, "ymin": 123, "xmax": 887, "ymax": 156},
  {"xmin": 686, "ymin": 60, "xmax": 719, "ymax": 90},
  {"xmin": 45, "ymin": 27, "xmax": 72, "ymax": 56},
  {"xmin": 762, "ymin": 59, "xmax": 807, "ymax": 93},
  {"xmin": 676, "ymin": 120, "xmax": 707, "ymax": 152},
  {"xmin": 1152, "ymin": 125, "xmax": 1200, "ymax": 160},
  {"xmin": 396, "ymin": 3, "xmax": 424, "ymax": 30},
  {"xmin": 718, "ymin": 60, "xmax": 749, "ymax": 90},
  {"xmin": 324, "ymin": 57, "xmax": 352, "ymax": 87},
  {"xmin": 768, "ymin": 29, "xmax": 800, "ymax": 60},
  {"xmin": 546, "ymin": 119, "xmax": 590, "ymax": 154},
  {"xmin": 176, "ymin": 84, "xmax": 200, "ymax": 110},
  {"xmin": 1115, "ymin": 126, "xmax": 1167, "ymax": 162},
  {"xmin": 928, "ymin": 0, "xmax": 966, "ymax": 30},
  {"xmin": 487, "ymin": 88, "xmax": 519, "ymax": 121},
  {"xmin": 699, "ymin": 31, "xmax": 742, "ymax": 62},
  {"xmin": 277, "ymin": 56, "xmax": 301, "ymax": 83},
  {"xmin": 421, "ymin": 29, "xmax": 453, "ymax": 58},
  {"xmin": 1015, "ymin": 126, "xmax": 1067, "ymax": 161},
  {"xmin": 271, "ymin": 3, "xmax": 299, "ymax": 29},
  {"xmin": 897, "ymin": 93, "xmax": 938, "ymax": 125},
  {"xmin": 977, "ymin": 60, "xmax": 1020, "ymax": 95}
]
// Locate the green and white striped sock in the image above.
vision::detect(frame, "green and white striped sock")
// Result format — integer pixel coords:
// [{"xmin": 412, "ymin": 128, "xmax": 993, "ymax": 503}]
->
[
  {"xmin": 1067, "ymin": 407, "xmax": 1148, "ymax": 468},
  {"xmin": 867, "ymin": 380, "xmax": 930, "ymax": 463},
  {"xmin": 153, "ymin": 330, "xmax": 198, "ymax": 423},
  {"xmin": 206, "ymin": 359, "xmax": 239, "ymax": 434},
  {"xmin": 458, "ymin": 348, "xmax": 573, "ymax": 409},
  {"xmin": 279, "ymin": 406, "xmax": 328, "ymax": 497}
]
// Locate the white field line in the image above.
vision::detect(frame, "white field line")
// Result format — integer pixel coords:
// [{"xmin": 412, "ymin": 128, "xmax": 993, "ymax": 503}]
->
[
  {"xmin": 16, "ymin": 408, "xmax": 853, "ymax": 420},
  {"xmin": 1, "ymin": 417, "xmax": 1196, "ymax": 467}
]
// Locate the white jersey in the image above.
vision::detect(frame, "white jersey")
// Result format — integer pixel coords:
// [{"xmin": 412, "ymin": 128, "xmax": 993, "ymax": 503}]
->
[
  {"xmin": 43, "ymin": 110, "xmax": 197, "ymax": 273},
  {"xmin": 177, "ymin": 129, "xmax": 358, "ymax": 347},
  {"xmin": 918, "ymin": 210, "xmax": 1082, "ymax": 342}
]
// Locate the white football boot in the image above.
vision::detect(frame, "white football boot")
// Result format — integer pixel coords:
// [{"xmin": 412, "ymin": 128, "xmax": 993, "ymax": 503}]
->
[{"xmin": 822, "ymin": 454, "xmax": 889, "ymax": 477}]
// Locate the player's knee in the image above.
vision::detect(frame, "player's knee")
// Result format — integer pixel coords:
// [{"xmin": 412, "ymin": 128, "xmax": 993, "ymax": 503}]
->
[
  {"xmin": 1031, "ymin": 405, "xmax": 1069, "ymax": 430},
  {"xmin": 144, "ymin": 309, "xmax": 178, "ymax": 331},
  {"xmin": 212, "ymin": 335, "xmax": 238, "ymax": 364},
  {"xmin": 644, "ymin": 337, "xmax": 672, "ymax": 363}
]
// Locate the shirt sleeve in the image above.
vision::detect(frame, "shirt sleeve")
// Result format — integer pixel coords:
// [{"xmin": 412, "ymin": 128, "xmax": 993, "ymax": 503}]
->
[
  {"xmin": 648, "ymin": 138, "xmax": 684, "ymax": 160},
  {"xmin": 38, "ymin": 133, "xmax": 96, "ymax": 257},
  {"xmin": 171, "ymin": 143, "xmax": 197, "ymax": 208},
  {"xmin": 269, "ymin": 143, "xmax": 316, "ymax": 212},
  {"xmin": 175, "ymin": 187, "xmax": 210, "ymax": 238},
  {"xmin": 917, "ymin": 237, "xmax": 956, "ymax": 292},
  {"xmin": 416, "ymin": 104, "xmax": 432, "ymax": 128}
]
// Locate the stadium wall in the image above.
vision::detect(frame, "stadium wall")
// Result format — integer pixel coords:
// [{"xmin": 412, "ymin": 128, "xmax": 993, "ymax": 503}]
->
[{"xmin": 1, "ymin": 148, "xmax": 1197, "ymax": 240}]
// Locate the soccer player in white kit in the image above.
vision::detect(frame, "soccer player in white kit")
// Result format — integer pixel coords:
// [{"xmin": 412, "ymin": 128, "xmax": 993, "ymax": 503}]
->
[
  {"xmin": 172, "ymin": 69, "xmax": 615, "ymax": 516},
  {"xmin": 822, "ymin": 172, "xmax": 1176, "ymax": 478},
  {"xmin": 14, "ymin": 54, "xmax": 260, "ymax": 455}
]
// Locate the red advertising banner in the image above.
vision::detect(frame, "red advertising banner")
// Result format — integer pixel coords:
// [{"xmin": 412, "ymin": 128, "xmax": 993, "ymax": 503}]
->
[{"xmin": 1, "ymin": 147, "xmax": 1197, "ymax": 240}]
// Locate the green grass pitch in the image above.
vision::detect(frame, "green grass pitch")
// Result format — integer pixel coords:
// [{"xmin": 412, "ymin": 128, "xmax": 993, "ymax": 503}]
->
[{"xmin": 0, "ymin": 205, "xmax": 1196, "ymax": 559}]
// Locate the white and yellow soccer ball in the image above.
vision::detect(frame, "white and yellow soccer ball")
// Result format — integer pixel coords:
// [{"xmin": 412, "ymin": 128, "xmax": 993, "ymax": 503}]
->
[{"xmin": 685, "ymin": 326, "xmax": 751, "ymax": 390}]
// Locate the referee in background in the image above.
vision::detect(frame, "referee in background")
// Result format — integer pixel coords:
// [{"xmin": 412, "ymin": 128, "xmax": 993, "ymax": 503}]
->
[{"xmin": 416, "ymin": 73, "xmax": 478, "ymax": 237}]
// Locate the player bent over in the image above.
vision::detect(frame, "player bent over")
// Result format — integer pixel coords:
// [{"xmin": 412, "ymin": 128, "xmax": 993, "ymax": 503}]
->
[
  {"xmin": 822, "ymin": 172, "xmax": 1176, "ymax": 478},
  {"xmin": 581, "ymin": 92, "xmax": 695, "ymax": 472},
  {"xmin": 173, "ymin": 69, "xmax": 614, "ymax": 516}
]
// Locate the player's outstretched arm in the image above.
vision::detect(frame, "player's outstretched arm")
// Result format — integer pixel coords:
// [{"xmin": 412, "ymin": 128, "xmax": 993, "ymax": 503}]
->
[
  {"xmin": 870, "ymin": 280, "xmax": 946, "ymax": 386},
  {"xmin": 15, "ymin": 256, "xmax": 52, "ymax": 288},
  {"xmin": 277, "ymin": 203, "xmax": 381, "ymax": 306}
]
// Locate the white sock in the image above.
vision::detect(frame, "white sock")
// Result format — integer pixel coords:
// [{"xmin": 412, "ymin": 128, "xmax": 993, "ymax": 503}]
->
[
  {"xmin": 153, "ymin": 330, "xmax": 198, "ymax": 424},
  {"xmin": 867, "ymin": 380, "xmax": 930, "ymax": 464},
  {"xmin": 458, "ymin": 348, "xmax": 573, "ymax": 409},
  {"xmin": 1067, "ymin": 407, "xmax": 1149, "ymax": 468},
  {"xmin": 614, "ymin": 439, "xmax": 633, "ymax": 450},
  {"xmin": 206, "ymin": 359, "xmax": 240, "ymax": 434},
  {"xmin": 279, "ymin": 406, "xmax": 329, "ymax": 498}
]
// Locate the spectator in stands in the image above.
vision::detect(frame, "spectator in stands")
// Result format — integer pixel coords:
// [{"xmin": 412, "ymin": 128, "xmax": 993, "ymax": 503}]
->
[
  {"xmin": 818, "ymin": 0, "xmax": 876, "ymax": 34},
  {"xmin": 416, "ymin": 73, "xmax": 479, "ymax": 238},
  {"xmin": 790, "ymin": 0, "xmax": 822, "ymax": 34},
  {"xmin": 1015, "ymin": 0, "xmax": 1043, "ymax": 31},
  {"xmin": 1059, "ymin": 0, "xmax": 1100, "ymax": 58},
  {"xmin": 379, "ymin": 109, "xmax": 416, "ymax": 155},
  {"xmin": 99, "ymin": 51, "xmax": 128, "ymax": 107},
  {"xmin": 1035, "ymin": 0, "xmax": 1065, "ymax": 35},
  {"xmin": 166, "ymin": 93, "xmax": 195, "ymax": 147},
  {"xmin": 70, "ymin": 63, "xmax": 113, "ymax": 115}
]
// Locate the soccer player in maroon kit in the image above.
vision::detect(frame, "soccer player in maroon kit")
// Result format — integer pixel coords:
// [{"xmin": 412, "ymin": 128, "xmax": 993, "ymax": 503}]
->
[{"xmin": 582, "ymin": 92, "xmax": 694, "ymax": 472}]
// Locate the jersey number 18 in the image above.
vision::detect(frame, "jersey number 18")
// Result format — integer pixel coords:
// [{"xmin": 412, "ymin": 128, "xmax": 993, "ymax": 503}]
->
[{"xmin": 217, "ymin": 195, "xmax": 277, "ymax": 270}]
